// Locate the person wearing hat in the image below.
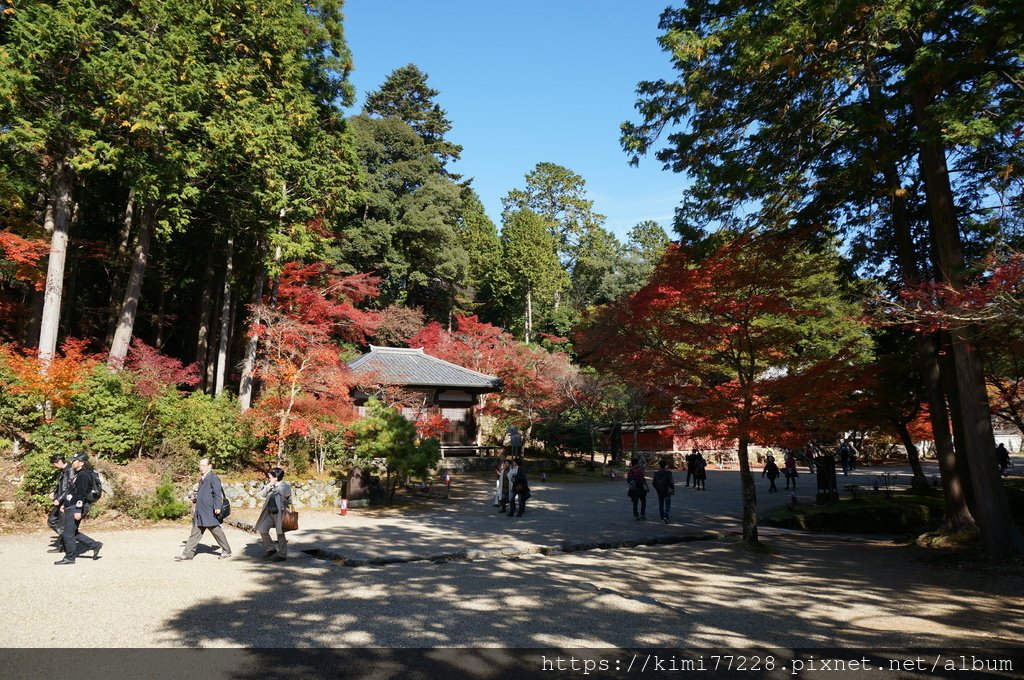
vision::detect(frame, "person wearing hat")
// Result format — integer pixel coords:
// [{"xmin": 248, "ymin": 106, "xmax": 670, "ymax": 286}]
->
[
  {"xmin": 46, "ymin": 453, "xmax": 75, "ymax": 553},
  {"xmin": 175, "ymin": 457, "xmax": 232, "ymax": 561},
  {"xmin": 54, "ymin": 452, "xmax": 102, "ymax": 565}
]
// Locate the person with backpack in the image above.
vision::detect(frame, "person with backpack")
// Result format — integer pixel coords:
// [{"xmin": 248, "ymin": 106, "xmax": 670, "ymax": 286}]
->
[
  {"xmin": 53, "ymin": 451, "xmax": 103, "ymax": 565},
  {"xmin": 175, "ymin": 457, "xmax": 232, "ymax": 561},
  {"xmin": 651, "ymin": 458, "xmax": 675, "ymax": 524},
  {"xmin": 626, "ymin": 458, "xmax": 649, "ymax": 519},
  {"xmin": 46, "ymin": 453, "xmax": 75, "ymax": 553}
]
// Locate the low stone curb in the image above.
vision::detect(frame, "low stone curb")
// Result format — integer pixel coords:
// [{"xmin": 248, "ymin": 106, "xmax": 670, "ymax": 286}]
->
[{"xmin": 302, "ymin": 530, "xmax": 724, "ymax": 568}]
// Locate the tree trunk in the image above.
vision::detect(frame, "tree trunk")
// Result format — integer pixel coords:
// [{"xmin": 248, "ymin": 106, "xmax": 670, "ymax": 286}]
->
[
  {"xmin": 238, "ymin": 262, "xmax": 266, "ymax": 411},
  {"xmin": 892, "ymin": 420, "xmax": 929, "ymax": 490},
  {"xmin": 875, "ymin": 131, "xmax": 974, "ymax": 529},
  {"xmin": 195, "ymin": 247, "xmax": 216, "ymax": 392},
  {"xmin": 108, "ymin": 204, "xmax": 154, "ymax": 368},
  {"xmin": 105, "ymin": 189, "xmax": 136, "ymax": 348},
  {"xmin": 920, "ymin": 334, "xmax": 975, "ymax": 530},
  {"xmin": 737, "ymin": 431, "xmax": 759, "ymax": 546},
  {"xmin": 214, "ymin": 235, "xmax": 234, "ymax": 396},
  {"xmin": 912, "ymin": 82, "xmax": 1023, "ymax": 554},
  {"xmin": 37, "ymin": 159, "xmax": 75, "ymax": 360},
  {"xmin": 524, "ymin": 288, "xmax": 532, "ymax": 344}
]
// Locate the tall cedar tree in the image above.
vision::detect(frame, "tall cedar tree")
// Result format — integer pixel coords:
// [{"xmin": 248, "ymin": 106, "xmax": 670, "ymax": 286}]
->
[
  {"xmin": 579, "ymin": 232, "xmax": 870, "ymax": 546},
  {"xmin": 363, "ymin": 64, "xmax": 462, "ymax": 169}
]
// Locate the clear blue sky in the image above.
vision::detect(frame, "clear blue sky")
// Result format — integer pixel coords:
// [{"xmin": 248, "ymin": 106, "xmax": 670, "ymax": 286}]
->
[{"xmin": 341, "ymin": 1, "xmax": 686, "ymax": 241}]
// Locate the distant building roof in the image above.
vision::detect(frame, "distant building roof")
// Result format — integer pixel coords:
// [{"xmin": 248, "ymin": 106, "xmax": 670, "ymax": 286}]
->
[{"xmin": 348, "ymin": 346, "xmax": 501, "ymax": 392}]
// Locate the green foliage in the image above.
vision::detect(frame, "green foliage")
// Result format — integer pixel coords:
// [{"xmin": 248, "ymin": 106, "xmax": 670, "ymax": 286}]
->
[
  {"xmin": 154, "ymin": 392, "xmax": 253, "ymax": 470},
  {"xmin": 17, "ymin": 449, "xmax": 60, "ymax": 506},
  {"xmin": 363, "ymin": 63, "xmax": 462, "ymax": 167},
  {"xmin": 61, "ymin": 365, "xmax": 144, "ymax": 463},
  {"xmin": 138, "ymin": 476, "xmax": 190, "ymax": 520},
  {"xmin": 487, "ymin": 209, "xmax": 568, "ymax": 340},
  {"xmin": 349, "ymin": 398, "xmax": 441, "ymax": 503}
]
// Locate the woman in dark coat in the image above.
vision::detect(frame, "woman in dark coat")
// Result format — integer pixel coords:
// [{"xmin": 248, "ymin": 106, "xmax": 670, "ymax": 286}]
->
[
  {"xmin": 626, "ymin": 458, "xmax": 649, "ymax": 519},
  {"xmin": 692, "ymin": 452, "xmax": 707, "ymax": 490},
  {"xmin": 255, "ymin": 467, "xmax": 292, "ymax": 561}
]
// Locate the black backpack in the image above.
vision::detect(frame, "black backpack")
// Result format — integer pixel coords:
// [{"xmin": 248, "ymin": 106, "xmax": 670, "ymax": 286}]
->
[{"xmin": 85, "ymin": 469, "xmax": 103, "ymax": 503}]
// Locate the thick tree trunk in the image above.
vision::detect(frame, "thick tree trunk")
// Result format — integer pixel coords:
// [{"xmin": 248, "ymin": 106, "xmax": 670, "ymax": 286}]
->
[
  {"xmin": 877, "ymin": 140, "xmax": 974, "ymax": 529},
  {"xmin": 912, "ymin": 83, "xmax": 1023, "ymax": 554},
  {"xmin": 214, "ymin": 235, "xmax": 234, "ymax": 395},
  {"xmin": 38, "ymin": 159, "xmax": 75, "ymax": 359},
  {"xmin": 195, "ymin": 247, "xmax": 216, "ymax": 392},
  {"xmin": 108, "ymin": 204, "xmax": 154, "ymax": 368},
  {"xmin": 919, "ymin": 334, "xmax": 975, "ymax": 530}
]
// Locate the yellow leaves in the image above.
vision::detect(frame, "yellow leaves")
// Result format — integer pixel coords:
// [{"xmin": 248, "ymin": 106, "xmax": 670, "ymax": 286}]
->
[
  {"xmin": 263, "ymin": 57, "xmax": 272, "ymax": 68},
  {"xmin": 3, "ymin": 7, "xmax": 15, "ymax": 15},
  {"xmin": 894, "ymin": 188, "xmax": 909, "ymax": 199}
]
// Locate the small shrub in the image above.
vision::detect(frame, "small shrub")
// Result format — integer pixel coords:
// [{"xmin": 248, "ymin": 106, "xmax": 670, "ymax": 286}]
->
[{"xmin": 138, "ymin": 477, "xmax": 189, "ymax": 520}]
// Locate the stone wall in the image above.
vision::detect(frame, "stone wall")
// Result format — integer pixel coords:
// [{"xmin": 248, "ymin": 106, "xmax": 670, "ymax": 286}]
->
[{"xmin": 221, "ymin": 479, "xmax": 343, "ymax": 510}]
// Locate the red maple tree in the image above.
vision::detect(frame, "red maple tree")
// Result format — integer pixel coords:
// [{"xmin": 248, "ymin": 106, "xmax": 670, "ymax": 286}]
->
[
  {"xmin": 579, "ymin": 232, "xmax": 869, "ymax": 545},
  {"xmin": 249, "ymin": 262, "xmax": 381, "ymax": 465}
]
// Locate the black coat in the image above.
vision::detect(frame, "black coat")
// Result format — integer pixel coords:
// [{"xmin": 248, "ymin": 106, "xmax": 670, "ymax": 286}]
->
[{"xmin": 61, "ymin": 467, "xmax": 95, "ymax": 513}]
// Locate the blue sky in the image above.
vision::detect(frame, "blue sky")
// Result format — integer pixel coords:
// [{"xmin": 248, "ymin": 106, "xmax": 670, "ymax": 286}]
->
[{"xmin": 341, "ymin": 1, "xmax": 687, "ymax": 242}]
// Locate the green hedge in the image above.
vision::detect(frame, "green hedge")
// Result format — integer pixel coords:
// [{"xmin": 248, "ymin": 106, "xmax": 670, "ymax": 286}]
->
[{"xmin": 763, "ymin": 493, "xmax": 943, "ymax": 533}]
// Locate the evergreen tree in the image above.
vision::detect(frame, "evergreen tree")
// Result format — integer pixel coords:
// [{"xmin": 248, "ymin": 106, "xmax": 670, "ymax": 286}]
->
[{"xmin": 363, "ymin": 63, "xmax": 462, "ymax": 168}]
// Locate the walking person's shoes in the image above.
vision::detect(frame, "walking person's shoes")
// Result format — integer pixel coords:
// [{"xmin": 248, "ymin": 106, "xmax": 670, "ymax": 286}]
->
[
  {"xmin": 54, "ymin": 558, "xmax": 75, "ymax": 565},
  {"xmin": 174, "ymin": 555, "xmax": 193, "ymax": 561},
  {"xmin": 91, "ymin": 542, "xmax": 103, "ymax": 559},
  {"xmin": 662, "ymin": 518, "xmax": 669, "ymax": 524},
  {"xmin": 218, "ymin": 552, "xmax": 232, "ymax": 560},
  {"xmin": 272, "ymin": 555, "xmax": 286, "ymax": 562},
  {"xmin": 47, "ymin": 547, "xmax": 63, "ymax": 553},
  {"xmin": 263, "ymin": 549, "xmax": 277, "ymax": 558}
]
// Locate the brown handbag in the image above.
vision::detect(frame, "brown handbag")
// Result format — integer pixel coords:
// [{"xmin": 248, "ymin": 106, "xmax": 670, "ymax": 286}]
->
[{"xmin": 281, "ymin": 508, "xmax": 299, "ymax": 532}]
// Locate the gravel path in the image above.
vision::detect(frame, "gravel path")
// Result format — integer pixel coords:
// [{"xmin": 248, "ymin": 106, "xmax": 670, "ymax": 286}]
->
[{"xmin": 2, "ymin": 463, "xmax": 1022, "ymax": 650}]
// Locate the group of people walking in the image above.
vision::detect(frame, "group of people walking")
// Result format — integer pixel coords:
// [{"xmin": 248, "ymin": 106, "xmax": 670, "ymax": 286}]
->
[
  {"xmin": 46, "ymin": 454, "xmax": 295, "ymax": 566},
  {"xmin": 761, "ymin": 451, "xmax": 801, "ymax": 492}
]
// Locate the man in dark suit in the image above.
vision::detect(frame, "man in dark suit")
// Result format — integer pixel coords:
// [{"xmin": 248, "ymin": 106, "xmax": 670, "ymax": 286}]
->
[
  {"xmin": 46, "ymin": 453, "xmax": 74, "ymax": 553},
  {"xmin": 53, "ymin": 452, "xmax": 102, "ymax": 565},
  {"xmin": 175, "ymin": 457, "xmax": 232, "ymax": 561}
]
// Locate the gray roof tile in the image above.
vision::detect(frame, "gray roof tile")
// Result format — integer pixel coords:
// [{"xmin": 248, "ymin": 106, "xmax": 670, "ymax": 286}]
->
[{"xmin": 348, "ymin": 346, "xmax": 501, "ymax": 391}]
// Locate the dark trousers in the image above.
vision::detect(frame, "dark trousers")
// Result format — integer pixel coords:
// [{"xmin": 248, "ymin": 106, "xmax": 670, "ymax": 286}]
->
[
  {"xmin": 631, "ymin": 492, "xmax": 647, "ymax": 518},
  {"xmin": 62, "ymin": 509, "xmax": 98, "ymax": 561},
  {"xmin": 507, "ymin": 491, "xmax": 526, "ymax": 516},
  {"xmin": 183, "ymin": 523, "xmax": 231, "ymax": 557},
  {"xmin": 767, "ymin": 477, "xmax": 778, "ymax": 492},
  {"xmin": 685, "ymin": 469, "xmax": 693, "ymax": 486},
  {"xmin": 48, "ymin": 506, "xmax": 64, "ymax": 547},
  {"xmin": 657, "ymin": 493, "xmax": 671, "ymax": 520}
]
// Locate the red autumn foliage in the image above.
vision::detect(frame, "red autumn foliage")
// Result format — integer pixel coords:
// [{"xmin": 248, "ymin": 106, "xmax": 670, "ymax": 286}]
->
[
  {"xmin": 125, "ymin": 338, "xmax": 200, "ymax": 399},
  {"xmin": 0, "ymin": 338, "xmax": 98, "ymax": 417},
  {"xmin": 0, "ymin": 230, "xmax": 48, "ymax": 289},
  {"xmin": 408, "ymin": 314, "xmax": 571, "ymax": 436},
  {"xmin": 579, "ymin": 232, "xmax": 867, "ymax": 452},
  {"xmin": 414, "ymin": 411, "xmax": 450, "ymax": 440},
  {"xmin": 248, "ymin": 262, "xmax": 382, "ymax": 464},
  {"xmin": 886, "ymin": 251, "xmax": 1024, "ymax": 331}
]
